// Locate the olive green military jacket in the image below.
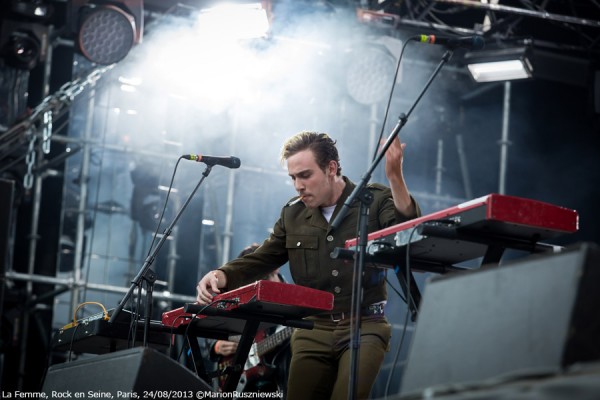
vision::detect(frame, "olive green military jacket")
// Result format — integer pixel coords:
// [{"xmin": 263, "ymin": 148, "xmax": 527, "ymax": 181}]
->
[{"xmin": 219, "ymin": 177, "xmax": 420, "ymax": 313}]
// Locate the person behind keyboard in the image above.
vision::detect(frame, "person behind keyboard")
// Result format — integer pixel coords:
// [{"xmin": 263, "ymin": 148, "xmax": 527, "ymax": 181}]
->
[
  {"xmin": 197, "ymin": 131, "xmax": 420, "ymax": 399},
  {"xmin": 208, "ymin": 245, "xmax": 291, "ymax": 394}
]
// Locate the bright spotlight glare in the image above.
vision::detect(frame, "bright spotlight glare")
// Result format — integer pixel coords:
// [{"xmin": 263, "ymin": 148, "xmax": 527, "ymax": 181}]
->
[
  {"xmin": 150, "ymin": 30, "xmax": 269, "ymax": 112},
  {"xmin": 139, "ymin": 7, "xmax": 327, "ymax": 113},
  {"xmin": 196, "ymin": 3, "xmax": 270, "ymax": 40},
  {"xmin": 120, "ymin": 84, "xmax": 136, "ymax": 92},
  {"xmin": 158, "ymin": 185, "xmax": 177, "ymax": 193},
  {"xmin": 118, "ymin": 76, "xmax": 143, "ymax": 86}
]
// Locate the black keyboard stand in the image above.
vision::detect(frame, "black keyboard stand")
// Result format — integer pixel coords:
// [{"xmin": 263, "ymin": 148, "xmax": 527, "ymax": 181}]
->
[{"xmin": 179, "ymin": 303, "xmax": 314, "ymax": 392}]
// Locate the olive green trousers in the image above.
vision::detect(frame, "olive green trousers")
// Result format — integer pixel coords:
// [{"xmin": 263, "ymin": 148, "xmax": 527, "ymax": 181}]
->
[{"xmin": 286, "ymin": 315, "xmax": 391, "ymax": 400}]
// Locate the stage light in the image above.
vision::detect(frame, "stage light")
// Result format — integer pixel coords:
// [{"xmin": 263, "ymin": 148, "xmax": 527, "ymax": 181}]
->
[
  {"xmin": 465, "ymin": 46, "xmax": 533, "ymax": 83},
  {"xmin": 11, "ymin": 0, "xmax": 51, "ymax": 18},
  {"xmin": 0, "ymin": 20, "xmax": 48, "ymax": 70},
  {"xmin": 346, "ymin": 36, "xmax": 402, "ymax": 105},
  {"xmin": 356, "ymin": 8, "xmax": 400, "ymax": 30},
  {"xmin": 73, "ymin": 0, "xmax": 143, "ymax": 65},
  {"xmin": 78, "ymin": 5, "xmax": 135, "ymax": 64},
  {"xmin": 5, "ymin": 31, "xmax": 41, "ymax": 70}
]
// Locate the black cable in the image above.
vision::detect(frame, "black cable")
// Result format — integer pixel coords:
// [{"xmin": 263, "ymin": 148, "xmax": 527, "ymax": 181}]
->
[
  {"xmin": 131, "ymin": 285, "xmax": 144, "ymax": 348},
  {"xmin": 122, "ymin": 158, "xmax": 183, "ymax": 347},
  {"xmin": 166, "ymin": 312, "xmax": 195, "ymax": 354},
  {"xmin": 371, "ymin": 37, "xmax": 414, "ymax": 162},
  {"xmin": 384, "ymin": 225, "xmax": 420, "ymax": 398},
  {"xmin": 66, "ymin": 323, "xmax": 82, "ymax": 362},
  {"xmin": 145, "ymin": 157, "xmax": 183, "ymax": 258},
  {"xmin": 404, "ymin": 226, "xmax": 420, "ymax": 320},
  {"xmin": 383, "ymin": 290, "xmax": 412, "ymax": 399},
  {"xmin": 385, "ymin": 275, "xmax": 407, "ymax": 304},
  {"xmin": 383, "ymin": 217, "xmax": 461, "ymax": 397},
  {"xmin": 176, "ymin": 301, "xmax": 219, "ymax": 362}
]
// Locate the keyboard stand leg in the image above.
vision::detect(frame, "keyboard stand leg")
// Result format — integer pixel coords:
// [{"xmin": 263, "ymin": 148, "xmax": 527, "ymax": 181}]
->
[
  {"xmin": 395, "ymin": 267, "xmax": 421, "ymax": 322},
  {"xmin": 186, "ymin": 333, "xmax": 211, "ymax": 384},
  {"xmin": 222, "ymin": 320, "xmax": 260, "ymax": 393},
  {"xmin": 481, "ymin": 244, "xmax": 505, "ymax": 266}
]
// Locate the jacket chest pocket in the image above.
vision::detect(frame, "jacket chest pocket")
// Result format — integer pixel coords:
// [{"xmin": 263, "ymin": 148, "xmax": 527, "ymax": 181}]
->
[{"xmin": 286, "ymin": 235, "xmax": 319, "ymax": 281}]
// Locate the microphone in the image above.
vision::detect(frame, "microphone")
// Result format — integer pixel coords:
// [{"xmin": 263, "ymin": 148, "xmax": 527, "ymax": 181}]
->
[
  {"xmin": 416, "ymin": 34, "xmax": 485, "ymax": 50},
  {"xmin": 182, "ymin": 154, "xmax": 241, "ymax": 169}
]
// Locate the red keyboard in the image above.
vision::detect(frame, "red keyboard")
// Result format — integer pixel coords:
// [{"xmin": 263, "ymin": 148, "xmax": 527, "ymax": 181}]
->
[
  {"xmin": 162, "ymin": 280, "xmax": 334, "ymax": 329},
  {"xmin": 346, "ymin": 193, "xmax": 578, "ymax": 249},
  {"xmin": 344, "ymin": 193, "xmax": 578, "ymax": 267}
]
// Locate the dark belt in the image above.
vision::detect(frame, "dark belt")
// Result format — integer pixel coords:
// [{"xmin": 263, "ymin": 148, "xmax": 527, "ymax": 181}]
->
[{"xmin": 323, "ymin": 303, "xmax": 385, "ymax": 322}]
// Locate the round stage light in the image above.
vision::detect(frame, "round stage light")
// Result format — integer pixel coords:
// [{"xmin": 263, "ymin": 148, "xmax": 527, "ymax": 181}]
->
[
  {"xmin": 346, "ymin": 45, "xmax": 397, "ymax": 105},
  {"xmin": 78, "ymin": 5, "xmax": 136, "ymax": 65}
]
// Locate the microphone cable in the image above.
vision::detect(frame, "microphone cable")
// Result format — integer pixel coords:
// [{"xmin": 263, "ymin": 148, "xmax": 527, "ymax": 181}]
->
[
  {"xmin": 383, "ymin": 217, "xmax": 461, "ymax": 397},
  {"xmin": 145, "ymin": 156, "xmax": 184, "ymax": 258},
  {"xmin": 371, "ymin": 37, "xmax": 415, "ymax": 163},
  {"xmin": 129, "ymin": 156, "xmax": 183, "ymax": 348}
]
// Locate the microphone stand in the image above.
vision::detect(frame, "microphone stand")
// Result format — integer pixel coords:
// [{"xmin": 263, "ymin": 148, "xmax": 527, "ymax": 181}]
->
[
  {"xmin": 109, "ymin": 164, "xmax": 214, "ymax": 348},
  {"xmin": 330, "ymin": 49, "xmax": 454, "ymax": 400}
]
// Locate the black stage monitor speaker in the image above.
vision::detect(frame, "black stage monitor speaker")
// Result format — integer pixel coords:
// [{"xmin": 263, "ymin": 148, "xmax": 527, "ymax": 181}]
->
[
  {"xmin": 43, "ymin": 347, "xmax": 213, "ymax": 399},
  {"xmin": 400, "ymin": 242, "xmax": 600, "ymax": 397}
]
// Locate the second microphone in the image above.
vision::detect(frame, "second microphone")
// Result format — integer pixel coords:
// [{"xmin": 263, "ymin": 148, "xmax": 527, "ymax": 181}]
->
[{"xmin": 183, "ymin": 154, "xmax": 241, "ymax": 169}]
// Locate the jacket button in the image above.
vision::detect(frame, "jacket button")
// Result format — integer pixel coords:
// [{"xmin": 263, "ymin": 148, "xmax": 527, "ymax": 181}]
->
[
  {"xmin": 334, "ymin": 286, "xmax": 341, "ymax": 294},
  {"xmin": 331, "ymin": 270, "xmax": 339, "ymax": 277},
  {"xmin": 326, "ymin": 235, "xmax": 334, "ymax": 242}
]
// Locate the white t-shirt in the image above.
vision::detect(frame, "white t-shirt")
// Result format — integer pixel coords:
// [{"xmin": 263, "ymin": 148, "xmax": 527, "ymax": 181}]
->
[{"xmin": 321, "ymin": 205, "xmax": 336, "ymax": 222}]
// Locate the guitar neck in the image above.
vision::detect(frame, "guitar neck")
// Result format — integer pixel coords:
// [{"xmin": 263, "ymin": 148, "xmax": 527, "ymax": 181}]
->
[{"xmin": 256, "ymin": 326, "xmax": 293, "ymax": 357}]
